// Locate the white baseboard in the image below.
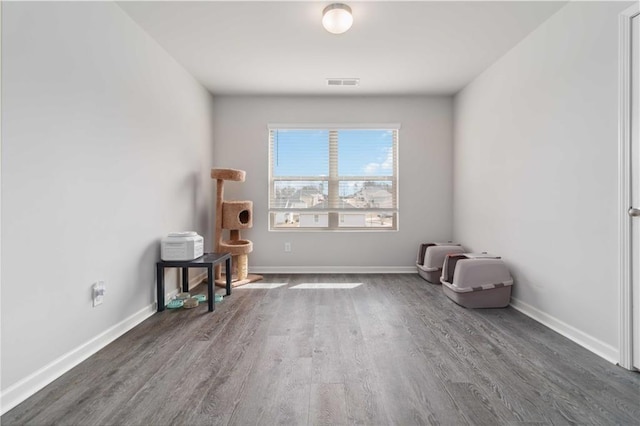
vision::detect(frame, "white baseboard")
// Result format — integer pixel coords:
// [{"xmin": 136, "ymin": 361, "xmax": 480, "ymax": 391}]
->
[
  {"xmin": 510, "ymin": 297, "xmax": 619, "ymax": 364},
  {"xmin": 0, "ymin": 303, "xmax": 156, "ymax": 415},
  {"xmin": 0, "ymin": 271, "xmax": 208, "ymax": 415},
  {"xmin": 250, "ymin": 266, "xmax": 417, "ymax": 274}
]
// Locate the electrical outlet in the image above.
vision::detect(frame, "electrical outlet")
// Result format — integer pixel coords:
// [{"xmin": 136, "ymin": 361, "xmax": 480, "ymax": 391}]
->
[
  {"xmin": 284, "ymin": 242, "xmax": 291, "ymax": 252},
  {"xmin": 93, "ymin": 281, "xmax": 106, "ymax": 307}
]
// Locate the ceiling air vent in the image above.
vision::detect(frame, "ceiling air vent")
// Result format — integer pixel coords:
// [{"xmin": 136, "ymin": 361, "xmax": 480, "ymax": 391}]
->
[{"xmin": 327, "ymin": 78, "xmax": 360, "ymax": 87}]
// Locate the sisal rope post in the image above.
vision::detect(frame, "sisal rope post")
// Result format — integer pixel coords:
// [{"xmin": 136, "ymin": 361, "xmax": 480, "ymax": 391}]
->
[
  {"xmin": 237, "ymin": 254, "xmax": 249, "ymax": 280},
  {"xmin": 214, "ymin": 178, "xmax": 224, "ymax": 280}
]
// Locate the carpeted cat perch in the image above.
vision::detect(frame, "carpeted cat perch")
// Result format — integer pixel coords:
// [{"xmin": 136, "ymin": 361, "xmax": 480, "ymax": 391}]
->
[{"xmin": 211, "ymin": 168, "xmax": 262, "ymax": 287}]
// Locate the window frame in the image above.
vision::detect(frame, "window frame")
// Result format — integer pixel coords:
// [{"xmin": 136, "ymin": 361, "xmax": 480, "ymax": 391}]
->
[{"xmin": 268, "ymin": 123, "xmax": 400, "ymax": 232}]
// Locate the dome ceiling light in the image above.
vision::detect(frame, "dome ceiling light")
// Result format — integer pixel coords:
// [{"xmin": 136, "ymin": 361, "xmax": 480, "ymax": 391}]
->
[{"xmin": 322, "ymin": 3, "xmax": 353, "ymax": 34}]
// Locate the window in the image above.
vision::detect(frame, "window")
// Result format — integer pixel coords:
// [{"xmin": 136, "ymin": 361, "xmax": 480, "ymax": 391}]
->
[{"xmin": 268, "ymin": 124, "xmax": 399, "ymax": 231}]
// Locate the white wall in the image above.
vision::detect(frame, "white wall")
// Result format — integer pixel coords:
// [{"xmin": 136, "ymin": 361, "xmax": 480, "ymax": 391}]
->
[
  {"xmin": 453, "ymin": 1, "xmax": 633, "ymax": 361},
  {"xmin": 1, "ymin": 1, "xmax": 215, "ymax": 409},
  {"xmin": 211, "ymin": 96, "xmax": 454, "ymax": 271}
]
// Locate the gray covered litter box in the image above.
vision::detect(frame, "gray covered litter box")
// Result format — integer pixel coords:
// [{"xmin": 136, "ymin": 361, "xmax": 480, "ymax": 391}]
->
[
  {"xmin": 416, "ymin": 243, "xmax": 465, "ymax": 283},
  {"xmin": 440, "ymin": 253, "xmax": 513, "ymax": 308}
]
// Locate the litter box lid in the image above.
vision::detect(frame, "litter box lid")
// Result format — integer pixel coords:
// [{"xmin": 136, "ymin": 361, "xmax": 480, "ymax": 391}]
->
[
  {"xmin": 464, "ymin": 252, "xmax": 500, "ymax": 259},
  {"xmin": 422, "ymin": 245, "xmax": 466, "ymax": 270},
  {"xmin": 451, "ymin": 258, "xmax": 513, "ymax": 291}
]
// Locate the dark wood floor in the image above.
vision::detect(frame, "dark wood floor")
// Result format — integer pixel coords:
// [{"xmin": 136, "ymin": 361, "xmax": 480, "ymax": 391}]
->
[{"xmin": 3, "ymin": 274, "xmax": 640, "ymax": 425}]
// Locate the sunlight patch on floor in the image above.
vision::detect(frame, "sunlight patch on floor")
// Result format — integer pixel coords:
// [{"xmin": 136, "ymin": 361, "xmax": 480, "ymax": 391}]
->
[
  {"xmin": 236, "ymin": 283, "xmax": 287, "ymax": 289},
  {"xmin": 290, "ymin": 283, "xmax": 362, "ymax": 289}
]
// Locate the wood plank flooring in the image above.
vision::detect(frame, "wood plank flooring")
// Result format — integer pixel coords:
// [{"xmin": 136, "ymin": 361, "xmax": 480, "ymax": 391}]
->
[{"xmin": 3, "ymin": 274, "xmax": 640, "ymax": 425}]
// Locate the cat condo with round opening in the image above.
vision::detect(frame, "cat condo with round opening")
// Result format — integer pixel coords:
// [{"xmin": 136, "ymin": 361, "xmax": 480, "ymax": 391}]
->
[{"xmin": 211, "ymin": 168, "xmax": 262, "ymax": 287}]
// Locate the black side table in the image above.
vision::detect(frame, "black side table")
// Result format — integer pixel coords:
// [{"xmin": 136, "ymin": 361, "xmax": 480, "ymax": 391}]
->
[{"xmin": 156, "ymin": 252, "xmax": 232, "ymax": 312}]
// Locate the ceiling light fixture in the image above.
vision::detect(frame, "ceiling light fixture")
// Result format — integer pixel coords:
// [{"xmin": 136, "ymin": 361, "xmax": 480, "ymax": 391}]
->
[{"xmin": 322, "ymin": 3, "xmax": 353, "ymax": 34}]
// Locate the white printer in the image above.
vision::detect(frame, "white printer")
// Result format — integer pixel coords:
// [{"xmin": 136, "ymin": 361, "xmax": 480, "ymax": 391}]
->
[{"xmin": 161, "ymin": 232, "xmax": 204, "ymax": 261}]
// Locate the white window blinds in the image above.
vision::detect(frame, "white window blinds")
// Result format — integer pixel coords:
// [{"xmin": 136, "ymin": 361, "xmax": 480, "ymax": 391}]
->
[{"xmin": 268, "ymin": 125, "xmax": 399, "ymax": 231}]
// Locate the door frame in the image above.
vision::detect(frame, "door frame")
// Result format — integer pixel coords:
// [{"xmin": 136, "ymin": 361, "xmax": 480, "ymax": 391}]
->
[{"xmin": 618, "ymin": 3, "xmax": 639, "ymax": 371}]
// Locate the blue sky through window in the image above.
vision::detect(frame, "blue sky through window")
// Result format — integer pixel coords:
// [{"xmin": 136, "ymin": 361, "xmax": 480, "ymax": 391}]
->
[
  {"xmin": 273, "ymin": 129, "xmax": 394, "ymax": 177},
  {"xmin": 273, "ymin": 130, "xmax": 328, "ymax": 177},
  {"xmin": 338, "ymin": 130, "xmax": 394, "ymax": 176}
]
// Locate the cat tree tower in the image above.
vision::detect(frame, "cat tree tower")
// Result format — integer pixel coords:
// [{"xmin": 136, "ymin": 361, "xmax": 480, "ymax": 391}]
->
[{"xmin": 211, "ymin": 168, "xmax": 262, "ymax": 287}]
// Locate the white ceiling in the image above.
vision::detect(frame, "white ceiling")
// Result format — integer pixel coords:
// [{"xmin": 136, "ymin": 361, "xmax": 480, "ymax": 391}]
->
[{"xmin": 118, "ymin": 1, "xmax": 568, "ymax": 96}]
